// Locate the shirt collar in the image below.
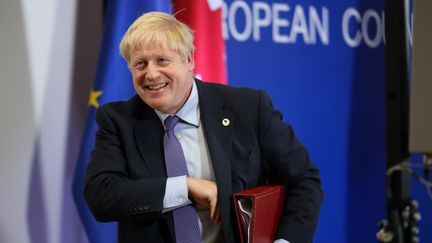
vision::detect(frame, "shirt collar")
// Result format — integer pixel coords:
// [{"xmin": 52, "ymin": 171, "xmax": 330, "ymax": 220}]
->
[{"xmin": 154, "ymin": 80, "xmax": 200, "ymax": 127}]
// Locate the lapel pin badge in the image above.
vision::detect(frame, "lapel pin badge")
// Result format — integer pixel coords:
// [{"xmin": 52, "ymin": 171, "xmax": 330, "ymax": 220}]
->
[{"xmin": 222, "ymin": 118, "xmax": 230, "ymax": 127}]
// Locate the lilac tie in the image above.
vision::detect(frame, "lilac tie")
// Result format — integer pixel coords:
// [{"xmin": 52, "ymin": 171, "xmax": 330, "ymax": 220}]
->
[{"xmin": 163, "ymin": 116, "xmax": 201, "ymax": 243}]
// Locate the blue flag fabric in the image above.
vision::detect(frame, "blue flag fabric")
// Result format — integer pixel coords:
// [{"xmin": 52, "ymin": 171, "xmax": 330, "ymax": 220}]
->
[{"xmin": 72, "ymin": 1, "xmax": 171, "ymax": 243}]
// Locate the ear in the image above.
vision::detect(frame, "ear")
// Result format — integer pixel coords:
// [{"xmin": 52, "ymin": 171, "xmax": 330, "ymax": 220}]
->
[{"xmin": 186, "ymin": 52, "xmax": 195, "ymax": 72}]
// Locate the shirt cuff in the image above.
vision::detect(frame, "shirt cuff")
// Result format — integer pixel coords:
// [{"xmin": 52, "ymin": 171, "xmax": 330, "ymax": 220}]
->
[{"xmin": 162, "ymin": 176, "xmax": 191, "ymax": 212}]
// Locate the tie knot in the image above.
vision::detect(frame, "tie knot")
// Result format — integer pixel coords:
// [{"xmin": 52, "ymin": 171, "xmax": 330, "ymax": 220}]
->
[{"xmin": 164, "ymin": 115, "xmax": 179, "ymax": 132}]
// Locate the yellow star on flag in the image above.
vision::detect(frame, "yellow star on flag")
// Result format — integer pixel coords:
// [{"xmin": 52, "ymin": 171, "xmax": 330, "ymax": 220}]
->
[{"xmin": 88, "ymin": 89, "xmax": 103, "ymax": 108}]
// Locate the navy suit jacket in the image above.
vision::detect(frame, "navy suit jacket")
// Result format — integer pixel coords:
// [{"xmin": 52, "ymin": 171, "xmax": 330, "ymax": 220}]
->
[{"xmin": 84, "ymin": 79, "xmax": 323, "ymax": 243}]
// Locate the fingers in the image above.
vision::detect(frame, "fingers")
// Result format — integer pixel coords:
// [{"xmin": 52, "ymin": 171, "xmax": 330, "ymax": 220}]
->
[
  {"xmin": 209, "ymin": 201, "xmax": 216, "ymax": 220},
  {"xmin": 187, "ymin": 178, "xmax": 217, "ymax": 208},
  {"xmin": 209, "ymin": 193, "xmax": 220, "ymax": 224},
  {"xmin": 212, "ymin": 202, "xmax": 221, "ymax": 224},
  {"xmin": 186, "ymin": 177, "xmax": 221, "ymax": 223}
]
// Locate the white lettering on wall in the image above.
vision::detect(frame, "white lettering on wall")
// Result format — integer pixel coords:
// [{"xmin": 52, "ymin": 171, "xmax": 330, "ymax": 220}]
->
[
  {"xmin": 222, "ymin": 1, "xmax": 408, "ymax": 49},
  {"xmin": 309, "ymin": 6, "xmax": 329, "ymax": 45},
  {"xmin": 272, "ymin": 3, "xmax": 290, "ymax": 43},
  {"xmin": 223, "ymin": 1, "xmax": 330, "ymax": 45},
  {"xmin": 253, "ymin": 2, "xmax": 271, "ymax": 41},
  {"xmin": 342, "ymin": 7, "xmax": 362, "ymax": 47},
  {"xmin": 342, "ymin": 7, "xmax": 384, "ymax": 48},
  {"xmin": 289, "ymin": 5, "xmax": 310, "ymax": 43},
  {"xmin": 362, "ymin": 9, "xmax": 382, "ymax": 48},
  {"xmin": 228, "ymin": 0, "xmax": 253, "ymax": 41}
]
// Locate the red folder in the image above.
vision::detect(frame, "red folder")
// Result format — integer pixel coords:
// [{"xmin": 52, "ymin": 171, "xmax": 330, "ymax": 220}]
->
[{"xmin": 233, "ymin": 185, "xmax": 286, "ymax": 243}]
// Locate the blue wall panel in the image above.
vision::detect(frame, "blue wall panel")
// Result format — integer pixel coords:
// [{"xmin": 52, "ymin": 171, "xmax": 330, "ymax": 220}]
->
[{"xmin": 223, "ymin": 0, "xmax": 388, "ymax": 242}]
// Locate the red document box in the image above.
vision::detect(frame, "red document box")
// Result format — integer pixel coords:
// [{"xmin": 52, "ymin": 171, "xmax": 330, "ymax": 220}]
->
[{"xmin": 233, "ymin": 185, "xmax": 286, "ymax": 243}]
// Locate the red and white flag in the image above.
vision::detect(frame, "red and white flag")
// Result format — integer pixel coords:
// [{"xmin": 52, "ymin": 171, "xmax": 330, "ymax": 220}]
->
[{"xmin": 173, "ymin": 0, "xmax": 227, "ymax": 84}]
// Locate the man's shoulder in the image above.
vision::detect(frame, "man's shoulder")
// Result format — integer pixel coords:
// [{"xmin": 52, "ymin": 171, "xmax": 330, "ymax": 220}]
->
[
  {"xmin": 97, "ymin": 95, "xmax": 150, "ymax": 119},
  {"xmin": 196, "ymin": 79, "xmax": 262, "ymax": 99}
]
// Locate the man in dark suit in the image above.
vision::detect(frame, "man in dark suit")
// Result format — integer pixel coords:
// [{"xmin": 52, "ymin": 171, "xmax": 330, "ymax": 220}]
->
[{"xmin": 84, "ymin": 12, "xmax": 323, "ymax": 243}]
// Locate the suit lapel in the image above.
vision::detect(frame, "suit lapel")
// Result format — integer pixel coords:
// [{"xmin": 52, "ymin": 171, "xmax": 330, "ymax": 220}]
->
[
  {"xmin": 134, "ymin": 104, "xmax": 167, "ymax": 178},
  {"xmin": 196, "ymin": 80, "xmax": 236, "ymax": 240}
]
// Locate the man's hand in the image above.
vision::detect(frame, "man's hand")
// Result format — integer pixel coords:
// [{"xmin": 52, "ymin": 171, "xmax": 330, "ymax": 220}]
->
[{"xmin": 186, "ymin": 177, "xmax": 220, "ymax": 223}]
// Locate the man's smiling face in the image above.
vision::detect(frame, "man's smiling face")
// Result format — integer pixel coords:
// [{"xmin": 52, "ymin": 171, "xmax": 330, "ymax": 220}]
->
[{"xmin": 129, "ymin": 45, "xmax": 194, "ymax": 114}]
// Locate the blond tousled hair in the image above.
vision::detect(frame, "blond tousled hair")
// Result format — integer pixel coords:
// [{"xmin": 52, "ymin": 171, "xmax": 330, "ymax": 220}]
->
[{"xmin": 119, "ymin": 12, "xmax": 195, "ymax": 63}]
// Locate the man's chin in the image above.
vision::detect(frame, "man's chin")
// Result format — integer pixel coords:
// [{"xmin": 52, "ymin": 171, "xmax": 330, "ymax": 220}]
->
[
  {"xmin": 147, "ymin": 102, "xmax": 171, "ymax": 114},
  {"xmin": 140, "ymin": 94, "xmax": 166, "ymax": 107}
]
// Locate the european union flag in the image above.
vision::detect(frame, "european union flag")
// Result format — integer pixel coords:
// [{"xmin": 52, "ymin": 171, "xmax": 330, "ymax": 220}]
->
[{"xmin": 72, "ymin": 1, "xmax": 171, "ymax": 242}]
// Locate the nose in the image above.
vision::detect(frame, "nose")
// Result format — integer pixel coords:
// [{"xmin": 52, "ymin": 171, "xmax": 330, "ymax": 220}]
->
[{"xmin": 146, "ymin": 62, "xmax": 160, "ymax": 81}]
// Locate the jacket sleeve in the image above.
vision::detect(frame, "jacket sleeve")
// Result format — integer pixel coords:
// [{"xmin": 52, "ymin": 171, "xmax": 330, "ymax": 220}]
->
[
  {"xmin": 84, "ymin": 106, "xmax": 167, "ymax": 222},
  {"xmin": 257, "ymin": 91, "xmax": 323, "ymax": 243}
]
